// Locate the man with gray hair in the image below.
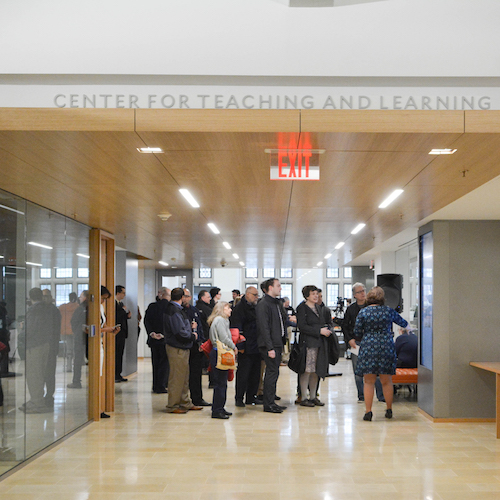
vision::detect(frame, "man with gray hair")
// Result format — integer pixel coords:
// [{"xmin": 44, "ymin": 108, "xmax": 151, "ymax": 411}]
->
[
  {"xmin": 144, "ymin": 287, "xmax": 171, "ymax": 394},
  {"xmin": 343, "ymin": 282, "xmax": 384, "ymax": 403}
]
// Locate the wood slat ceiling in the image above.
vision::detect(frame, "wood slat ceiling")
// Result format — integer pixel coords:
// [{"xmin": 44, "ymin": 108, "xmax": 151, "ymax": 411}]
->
[{"xmin": 0, "ymin": 108, "xmax": 499, "ymax": 269}]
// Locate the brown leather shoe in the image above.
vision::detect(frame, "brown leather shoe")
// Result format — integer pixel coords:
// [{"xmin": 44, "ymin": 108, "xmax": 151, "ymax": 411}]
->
[
  {"xmin": 188, "ymin": 406, "xmax": 203, "ymax": 411},
  {"xmin": 171, "ymin": 408, "xmax": 188, "ymax": 414}
]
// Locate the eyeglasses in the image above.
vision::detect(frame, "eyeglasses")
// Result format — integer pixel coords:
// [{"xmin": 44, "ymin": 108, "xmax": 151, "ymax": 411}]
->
[{"xmin": 354, "ymin": 290, "xmax": 366, "ymax": 294}]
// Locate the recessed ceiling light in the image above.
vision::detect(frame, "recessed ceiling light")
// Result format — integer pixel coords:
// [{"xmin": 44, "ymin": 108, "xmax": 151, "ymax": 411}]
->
[
  {"xmin": 351, "ymin": 224, "xmax": 366, "ymax": 235},
  {"xmin": 137, "ymin": 147, "xmax": 163, "ymax": 153},
  {"xmin": 379, "ymin": 189, "xmax": 404, "ymax": 209},
  {"xmin": 232, "ymin": 253, "xmax": 239, "ymax": 259},
  {"xmin": 207, "ymin": 223, "xmax": 220, "ymax": 234},
  {"xmin": 159, "ymin": 261, "xmax": 169, "ymax": 266},
  {"xmin": 324, "ymin": 253, "xmax": 332, "ymax": 259},
  {"xmin": 335, "ymin": 242, "xmax": 345, "ymax": 250},
  {"xmin": 239, "ymin": 261, "xmax": 245, "ymax": 266},
  {"xmin": 429, "ymin": 148, "xmax": 457, "ymax": 155},
  {"xmin": 223, "ymin": 242, "xmax": 231, "ymax": 250},
  {"xmin": 76, "ymin": 253, "xmax": 90, "ymax": 259},
  {"xmin": 0, "ymin": 255, "xmax": 4, "ymax": 259},
  {"xmin": 28, "ymin": 241, "xmax": 53, "ymax": 250},
  {"xmin": 26, "ymin": 261, "xmax": 42, "ymax": 267},
  {"xmin": 317, "ymin": 261, "xmax": 323, "ymax": 266},
  {"xmin": 179, "ymin": 189, "xmax": 200, "ymax": 208}
]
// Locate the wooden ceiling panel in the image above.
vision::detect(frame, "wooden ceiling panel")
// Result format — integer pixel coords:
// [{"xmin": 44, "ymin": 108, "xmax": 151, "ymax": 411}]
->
[
  {"xmin": 137, "ymin": 131, "xmax": 301, "ymax": 152},
  {"xmin": 0, "ymin": 108, "xmax": 134, "ymax": 132},
  {"xmin": 1, "ymin": 109, "xmax": 500, "ymax": 269},
  {"xmin": 304, "ymin": 132, "xmax": 463, "ymax": 153},
  {"xmin": 301, "ymin": 110, "xmax": 464, "ymax": 134},
  {"xmin": 136, "ymin": 109, "xmax": 301, "ymax": 133}
]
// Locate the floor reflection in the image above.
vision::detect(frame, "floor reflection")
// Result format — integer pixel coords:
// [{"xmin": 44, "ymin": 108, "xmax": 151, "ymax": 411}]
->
[{"xmin": 2, "ymin": 358, "xmax": 500, "ymax": 499}]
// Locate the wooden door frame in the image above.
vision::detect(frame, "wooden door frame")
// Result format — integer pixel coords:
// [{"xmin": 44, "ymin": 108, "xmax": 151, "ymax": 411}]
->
[{"xmin": 88, "ymin": 228, "xmax": 115, "ymax": 421}]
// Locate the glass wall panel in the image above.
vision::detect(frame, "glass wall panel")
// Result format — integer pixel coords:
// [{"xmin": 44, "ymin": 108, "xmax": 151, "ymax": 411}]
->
[{"xmin": 0, "ymin": 190, "xmax": 89, "ymax": 477}]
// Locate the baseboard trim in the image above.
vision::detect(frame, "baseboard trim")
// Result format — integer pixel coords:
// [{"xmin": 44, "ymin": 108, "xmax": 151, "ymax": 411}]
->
[{"xmin": 418, "ymin": 408, "xmax": 495, "ymax": 423}]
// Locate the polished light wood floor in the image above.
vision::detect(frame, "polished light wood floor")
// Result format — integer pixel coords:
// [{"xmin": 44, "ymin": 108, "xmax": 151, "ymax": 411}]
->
[{"xmin": 2, "ymin": 359, "xmax": 500, "ymax": 500}]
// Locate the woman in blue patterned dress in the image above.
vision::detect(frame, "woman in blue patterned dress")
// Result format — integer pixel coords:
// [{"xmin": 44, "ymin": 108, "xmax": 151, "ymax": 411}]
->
[{"xmin": 354, "ymin": 286, "xmax": 408, "ymax": 421}]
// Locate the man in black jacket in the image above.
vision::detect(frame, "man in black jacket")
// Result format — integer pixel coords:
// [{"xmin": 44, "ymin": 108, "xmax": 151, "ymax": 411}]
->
[
  {"xmin": 256, "ymin": 278, "xmax": 288, "ymax": 413},
  {"xmin": 231, "ymin": 286, "xmax": 260, "ymax": 406},
  {"xmin": 115, "ymin": 285, "xmax": 131, "ymax": 383},
  {"xmin": 343, "ymin": 282, "xmax": 384, "ymax": 403},
  {"xmin": 164, "ymin": 288, "xmax": 202, "ymax": 414},
  {"xmin": 144, "ymin": 287, "xmax": 170, "ymax": 394},
  {"xmin": 182, "ymin": 288, "xmax": 210, "ymax": 406}
]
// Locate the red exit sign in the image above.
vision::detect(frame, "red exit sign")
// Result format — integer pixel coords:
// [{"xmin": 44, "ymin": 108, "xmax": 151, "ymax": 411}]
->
[{"xmin": 269, "ymin": 150, "xmax": 321, "ymax": 181}]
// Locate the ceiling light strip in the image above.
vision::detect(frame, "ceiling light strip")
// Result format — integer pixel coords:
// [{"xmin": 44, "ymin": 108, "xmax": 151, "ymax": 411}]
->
[
  {"xmin": 28, "ymin": 241, "xmax": 53, "ymax": 250},
  {"xmin": 207, "ymin": 223, "xmax": 220, "ymax": 234},
  {"xmin": 379, "ymin": 189, "xmax": 404, "ymax": 209},
  {"xmin": 179, "ymin": 189, "xmax": 200, "ymax": 208}
]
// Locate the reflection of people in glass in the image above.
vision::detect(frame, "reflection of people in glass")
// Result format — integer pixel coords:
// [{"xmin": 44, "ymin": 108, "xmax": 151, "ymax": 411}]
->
[
  {"xmin": 67, "ymin": 290, "xmax": 89, "ymax": 389},
  {"xmin": 0, "ymin": 301, "xmax": 10, "ymax": 379},
  {"xmin": 59, "ymin": 292, "xmax": 79, "ymax": 373},
  {"xmin": 22, "ymin": 288, "xmax": 61, "ymax": 413}
]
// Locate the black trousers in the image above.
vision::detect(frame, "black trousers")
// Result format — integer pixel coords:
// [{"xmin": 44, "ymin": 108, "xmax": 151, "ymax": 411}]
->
[
  {"xmin": 235, "ymin": 352, "xmax": 261, "ymax": 403},
  {"xmin": 189, "ymin": 346, "xmax": 204, "ymax": 404},
  {"xmin": 44, "ymin": 343, "xmax": 58, "ymax": 401},
  {"xmin": 260, "ymin": 347, "xmax": 282, "ymax": 408},
  {"xmin": 150, "ymin": 344, "xmax": 169, "ymax": 391},
  {"xmin": 209, "ymin": 349, "xmax": 228, "ymax": 414},
  {"xmin": 115, "ymin": 334, "xmax": 126, "ymax": 379},
  {"xmin": 72, "ymin": 333, "xmax": 86, "ymax": 384}
]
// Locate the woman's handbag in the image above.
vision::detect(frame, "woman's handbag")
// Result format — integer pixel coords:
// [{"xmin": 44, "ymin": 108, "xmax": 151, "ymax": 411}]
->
[
  {"xmin": 288, "ymin": 340, "xmax": 306, "ymax": 374},
  {"xmin": 200, "ymin": 339, "xmax": 213, "ymax": 358},
  {"xmin": 215, "ymin": 339, "xmax": 236, "ymax": 370}
]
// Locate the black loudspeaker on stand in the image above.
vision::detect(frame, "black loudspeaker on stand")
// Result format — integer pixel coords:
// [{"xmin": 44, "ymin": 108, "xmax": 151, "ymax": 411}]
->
[{"xmin": 376, "ymin": 274, "xmax": 403, "ymax": 312}]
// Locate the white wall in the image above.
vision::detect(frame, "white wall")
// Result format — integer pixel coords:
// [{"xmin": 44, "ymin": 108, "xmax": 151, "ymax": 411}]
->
[{"xmin": 1, "ymin": 0, "xmax": 499, "ymax": 78}]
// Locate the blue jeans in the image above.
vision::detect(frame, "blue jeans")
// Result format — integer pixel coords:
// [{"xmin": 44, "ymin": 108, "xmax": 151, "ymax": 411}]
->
[{"xmin": 351, "ymin": 353, "xmax": 384, "ymax": 401}]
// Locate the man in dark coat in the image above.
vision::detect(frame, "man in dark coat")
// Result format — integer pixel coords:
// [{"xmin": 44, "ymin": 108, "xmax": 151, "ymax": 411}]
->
[
  {"xmin": 22, "ymin": 288, "xmax": 61, "ymax": 413},
  {"xmin": 256, "ymin": 278, "xmax": 288, "ymax": 414},
  {"xmin": 231, "ymin": 286, "xmax": 260, "ymax": 406},
  {"xmin": 182, "ymin": 288, "xmax": 210, "ymax": 406},
  {"xmin": 144, "ymin": 287, "xmax": 170, "ymax": 393},
  {"xmin": 115, "ymin": 285, "xmax": 131, "ymax": 383},
  {"xmin": 164, "ymin": 288, "xmax": 202, "ymax": 414}
]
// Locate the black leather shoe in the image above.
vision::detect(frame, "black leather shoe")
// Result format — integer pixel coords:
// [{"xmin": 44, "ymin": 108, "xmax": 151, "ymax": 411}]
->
[
  {"xmin": 193, "ymin": 400, "xmax": 212, "ymax": 406},
  {"xmin": 152, "ymin": 389, "xmax": 168, "ymax": 394},
  {"xmin": 235, "ymin": 400, "xmax": 245, "ymax": 407},
  {"xmin": 264, "ymin": 406, "xmax": 283, "ymax": 413},
  {"xmin": 274, "ymin": 404, "xmax": 287, "ymax": 411},
  {"xmin": 212, "ymin": 412, "xmax": 229, "ymax": 419},
  {"xmin": 223, "ymin": 409, "xmax": 233, "ymax": 416},
  {"xmin": 100, "ymin": 412, "xmax": 111, "ymax": 419},
  {"xmin": 385, "ymin": 409, "xmax": 393, "ymax": 419},
  {"xmin": 363, "ymin": 411, "xmax": 373, "ymax": 421},
  {"xmin": 274, "ymin": 395, "xmax": 281, "ymax": 401}
]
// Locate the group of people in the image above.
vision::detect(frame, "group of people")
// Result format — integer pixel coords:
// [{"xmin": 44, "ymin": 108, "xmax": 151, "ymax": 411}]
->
[{"xmin": 143, "ymin": 278, "xmax": 414, "ymax": 421}]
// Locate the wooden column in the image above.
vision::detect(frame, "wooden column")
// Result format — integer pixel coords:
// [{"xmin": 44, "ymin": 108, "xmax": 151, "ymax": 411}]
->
[
  {"xmin": 103, "ymin": 235, "xmax": 116, "ymax": 413},
  {"xmin": 88, "ymin": 229, "xmax": 101, "ymax": 422}
]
